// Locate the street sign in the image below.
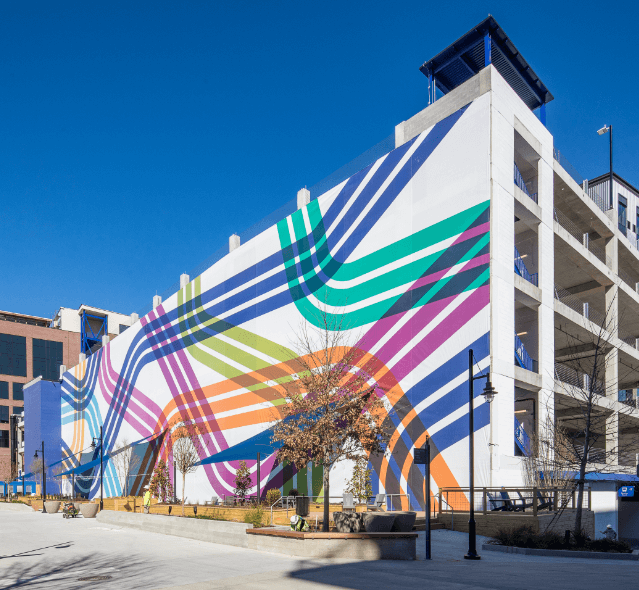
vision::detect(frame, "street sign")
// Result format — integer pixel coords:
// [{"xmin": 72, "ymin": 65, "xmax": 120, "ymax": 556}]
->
[
  {"xmin": 414, "ymin": 448, "xmax": 428, "ymax": 464},
  {"xmin": 618, "ymin": 486, "xmax": 635, "ymax": 498}
]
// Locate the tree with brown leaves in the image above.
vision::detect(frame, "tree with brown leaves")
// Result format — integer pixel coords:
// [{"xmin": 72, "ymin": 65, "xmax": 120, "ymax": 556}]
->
[
  {"xmin": 171, "ymin": 420, "xmax": 208, "ymax": 516},
  {"xmin": 271, "ymin": 308, "xmax": 390, "ymax": 531}
]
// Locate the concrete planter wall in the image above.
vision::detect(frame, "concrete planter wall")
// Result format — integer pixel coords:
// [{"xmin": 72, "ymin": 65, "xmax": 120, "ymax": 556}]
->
[
  {"xmin": 80, "ymin": 503, "xmax": 100, "ymax": 518},
  {"xmin": 44, "ymin": 501, "xmax": 61, "ymax": 514},
  {"xmin": 362, "ymin": 513, "xmax": 396, "ymax": 533},
  {"xmin": 96, "ymin": 510, "xmax": 253, "ymax": 548}
]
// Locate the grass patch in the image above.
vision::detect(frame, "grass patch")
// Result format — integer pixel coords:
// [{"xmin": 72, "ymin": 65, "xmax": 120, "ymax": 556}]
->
[
  {"xmin": 244, "ymin": 505, "xmax": 265, "ymax": 528},
  {"xmin": 185, "ymin": 509, "xmax": 227, "ymax": 521},
  {"xmin": 492, "ymin": 525, "xmax": 632, "ymax": 553}
]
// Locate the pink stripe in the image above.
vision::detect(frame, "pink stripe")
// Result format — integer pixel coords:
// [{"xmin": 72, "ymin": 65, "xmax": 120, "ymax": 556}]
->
[
  {"xmin": 452, "ymin": 221, "xmax": 490, "ymax": 247},
  {"xmin": 411, "ymin": 253, "xmax": 489, "ymax": 291}
]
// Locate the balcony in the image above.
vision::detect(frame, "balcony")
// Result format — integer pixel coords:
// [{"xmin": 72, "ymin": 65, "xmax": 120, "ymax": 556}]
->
[
  {"xmin": 618, "ymin": 390, "xmax": 637, "ymax": 409},
  {"xmin": 515, "ymin": 331, "xmax": 538, "ymax": 372},
  {"xmin": 515, "ymin": 246, "xmax": 538, "ymax": 286},
  {"xmin": 555, "ymin": 361, "xmax": 605, "ymax": 396},
  {"xmin": 514, "ymin": 161, "xmax": 538, "ymax": 204}
]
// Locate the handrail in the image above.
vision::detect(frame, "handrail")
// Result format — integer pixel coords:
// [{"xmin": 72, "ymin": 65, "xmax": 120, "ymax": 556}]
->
[
  {"xmin": 515, "ymin": 331, "xmax": 537, "ymax": 373},
  {"xmin": 438, "ymin": 493, "xmax": 454, "ymax": 531},
  {"xmin": 385, "ymin": 493, "xmax": 410, "ymax": 511},
  {"xmin": 514, "ymin": 161, "xmax": 538, "ymax": 203},
  {"xmin": 514, "ymin": 246, "xmax": 538, "ymax": 286}
]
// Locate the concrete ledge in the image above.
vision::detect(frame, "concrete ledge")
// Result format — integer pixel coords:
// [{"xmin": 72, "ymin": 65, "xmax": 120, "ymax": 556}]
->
[
  {"xmin": 247, "ymin": 528, "xmax": 417, "ymax": 560},
  {"xmin": 96, "ymin": 510, "xmax": 252, "ymax": 548},
  {"xmin": 482, "ymin": 543, "xmax": 639, "ymax": 560},
  {"xmin": 0, "ymin": 502, "xmax": 33, "ymax": 512}
]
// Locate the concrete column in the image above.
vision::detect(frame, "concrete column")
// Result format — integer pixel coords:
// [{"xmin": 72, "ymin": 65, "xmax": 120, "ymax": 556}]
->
[
  {"xmin": 79, "ymin": 353, "xmax": 86, "ymax": 363},
  {"xmin": 153, "ymin": 295, "xmax": 162, "ymax": 309},
  {"xmin": 59, "ymin": 365, "xmax": 67, "ymax": 380},
  {"xmin": 605, "ymin": 411, "xmax": 619, "ymax": 466},
  {"xmin": 605, "ymin": 235, "xmax": 618, "ymax": 275},
  {"xmin": 297, "ymin": 188, "xmax": 310, "ymax": 210},
  {"xmin": 130, "ymin": 313, "xmax": 139, "ymax": 324},
  {"xmin": 605, "ymin": 284, "xmax": 619, "ymax": 399},
  {"xmin": 229, "ymin": 234, "xmax": 240, "ymax": 252},
  {"xmin": 180, "ymin": 273, "xmax": 190, "ymax": 288},
  {"xmin": 102, "ymin": 335, "xmax": 109, "ymax": 346}
]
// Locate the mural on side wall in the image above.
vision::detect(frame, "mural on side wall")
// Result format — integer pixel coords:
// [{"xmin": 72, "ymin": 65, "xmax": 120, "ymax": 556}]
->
[{"xmin": 60, "ymin": 99, "xmax": 491, "ymax": 510}]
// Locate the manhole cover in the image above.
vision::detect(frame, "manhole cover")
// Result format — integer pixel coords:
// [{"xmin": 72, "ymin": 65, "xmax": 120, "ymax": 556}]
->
[{"xmin": 77, "ymin": 576, "xmax": 112, "ymax": 581}]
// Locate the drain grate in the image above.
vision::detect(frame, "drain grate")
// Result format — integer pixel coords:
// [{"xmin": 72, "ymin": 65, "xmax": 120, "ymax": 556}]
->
[{"xmin": 77, "ymin": 575, "xmax": 112, "ymax": 581}]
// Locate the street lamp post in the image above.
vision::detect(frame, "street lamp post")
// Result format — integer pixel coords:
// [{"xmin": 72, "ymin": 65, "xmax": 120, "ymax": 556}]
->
[
  {"xmin": 465, "ymin": 349, "xmax": 497, "ymax": 561},
  {"xmin": 33, "ymin": 442, "xmax": 46, "ymax": 513},
  {"xmin": 90, "ymin": 426, "xmax": 104, "ymax": 510},
  {"xmin": 597, "ymin": 125, "xmax": 613, "ymax": 209}
]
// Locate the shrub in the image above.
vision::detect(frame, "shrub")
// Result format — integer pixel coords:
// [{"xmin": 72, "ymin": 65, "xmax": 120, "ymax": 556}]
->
[
  {"xmin": 289, "ymin": 488, "xmax": 300, "ymax": 498},
  {"xmin": 244, "ymin": 505, "xmax": 265, "ymax": 528},
  {"xmin": 265, "ymin": 488, "xmax": 281, "ymax": 506},
  {"xmin": 585, "ymin": 538, "xmax": 632, "ymax": 553}
]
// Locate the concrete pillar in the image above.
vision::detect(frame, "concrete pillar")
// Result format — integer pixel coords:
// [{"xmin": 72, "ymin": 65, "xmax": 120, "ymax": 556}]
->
[
  {"xmin": 180, "ymin": 273, "xmax": 190, "ymax": 288},
  {"xmin": 130, "ymin": 313, "xmax": 139, "ymax": 324},
  {"xmin": 605, "ymin": 236, "xmax": 618, "ymax": 274},
  {"xmin": 79, "ymin": 353, "xmax": 86, "ymax": 363},
  {"xmin": 297, "ymin": 188, "xmax": 310, "ymax": 210},
  {"xmin": 606, "ymin": 411, "xmax": 619, "ymax": 466},
  {"xmin": 153, "ymin": 295, "xmax": 162, "ymax": 309},
  {"xmin": 605, "ymin": 284, "xmax": 619, "ymax": 399},
  {"xmin": 229, "ymin": 234, "xmax": 240, "ymax": 252},
  {"xmin": 102, "ymin": 335, "xmax": 109, "ymax": 346},
  {"xmin": 59, "ymin": 365, "xmax": 67, "ymax": 380}
]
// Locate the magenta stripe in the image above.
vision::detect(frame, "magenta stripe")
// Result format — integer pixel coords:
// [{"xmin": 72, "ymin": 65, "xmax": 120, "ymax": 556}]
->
[
  {"xmin": 411, "ymin": 253, "xmax": 489, "ymax": 291},
  {"xmin": 451, "ymin": 221, "xmax": 490, "ymax": 246}
]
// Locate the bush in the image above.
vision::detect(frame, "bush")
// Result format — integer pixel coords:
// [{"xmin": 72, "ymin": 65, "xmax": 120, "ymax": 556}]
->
[
  {"xmin": 289, "ymin": 488, "xmax": 300, "ymax": 498},
  {"xmin": 265, "ymin": 489, "xmax": 281, "ymax": 506},
  {"xmin": 244, "ymin": 505, "xmax": 265, "ymax": 528},
  {"xmin": 492, "ymin": 525, "xmax": 632, "ymax": 553}
]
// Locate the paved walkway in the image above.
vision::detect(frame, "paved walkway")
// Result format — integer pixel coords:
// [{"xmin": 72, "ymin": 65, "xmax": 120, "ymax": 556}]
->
[{"xmin": 1, "ymin": 510, "xmax": 636, "ymax": 589}]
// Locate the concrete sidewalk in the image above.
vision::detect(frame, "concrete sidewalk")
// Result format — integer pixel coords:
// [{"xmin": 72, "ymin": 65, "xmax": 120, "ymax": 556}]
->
[{"xmin": 1, "ymin": 510, "xmax": 636, "ymax": 590}]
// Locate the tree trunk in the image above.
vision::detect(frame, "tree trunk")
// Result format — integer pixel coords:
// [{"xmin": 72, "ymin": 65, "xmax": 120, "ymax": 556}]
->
[
  {"xmin": 322, "ymin": 464, "xmax": 330, "ymax": 532},
  {"xmin": 181, "ymin": 472, "xmax": 186, "ymax": 517},
  {"xmin": 575, "ymin": 366, "xmax": 596, "ymax": 538}
]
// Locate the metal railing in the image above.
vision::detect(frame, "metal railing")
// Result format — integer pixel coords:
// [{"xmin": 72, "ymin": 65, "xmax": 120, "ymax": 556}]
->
[
  {"xmin": 514, "ymin": 161, "xmax": 538, "ymax": 203},
  {"xmin": 553, "ymin": 208, "xmax": 612, "ymax": 267},
  {"xmin": 554, "ymin": 285, "xmax": 606, "ymax": 327},
  {"xmin": 515, "ymin": 332, "xmax": 538, "ymax": 373},
  {"xmin": 439, "ymin": 486, "xmax": 591, "ymax": 516},
  {"xmin": 618, "ymin": 390, "xmax": 637, "ymax": 409},
  {"xmin": 553, "ymin": 147, "xmax": 585, "ymax": 187},
  {"xmin": 555, "ymin": 362, "xmax": 605, "ymax": 397},
  {"xmin": 514, "ymin": 246, "xmax": 538, "ymax": 286},
  {"xmin": 587, "ymin": 182, "xmax": 613, "ymax": 213}
]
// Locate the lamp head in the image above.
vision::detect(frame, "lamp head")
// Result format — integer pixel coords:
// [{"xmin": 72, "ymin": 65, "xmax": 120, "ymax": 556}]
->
[
  {"xmin": 33, "ymin": 450, "xmax": 38, "ymax": 459},
  {"xmin": 481, "ymin": 375, "xmax": 497, "ymax": 403},
  {"xmin": 597, "ymin": 125, "xmax": 610, "ymax": 136},
  {"xmin": 90, "ymin": 439, "xmax": 96, "ymax": 450}
]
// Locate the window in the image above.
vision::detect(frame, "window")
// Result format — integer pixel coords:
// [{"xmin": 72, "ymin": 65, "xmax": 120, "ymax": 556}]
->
[
  {"xmin": 0, "ymin": 381, "xmax": 7, "ymax": 399},
  {"xmin": 32, "ymin": 339, "xmax": 63, "ymax": 381},
  {"xmin": 0, "ymin": 430, "xmax": 8, "ymax": 448},
  {"xmin": 0, "ymin": 334, "xmax": 27, "ymax": 377},
  {"xmin": 12, "ymin": 406, "xmax": 23, "ymax": 415},
  {"xmin": 119, "ymin": 324, "xmax": 128, "ymax": 334},
  {"xmin": 618, "ymin": 194, "xmax": 627, "ymax": 236},
  {"xmin": 12, "ymin": 383, "xmax": 23, "ymax": 401},
  {"xmin": 0, "ymin": 406, "xmax": 8, "ymax": 424}
]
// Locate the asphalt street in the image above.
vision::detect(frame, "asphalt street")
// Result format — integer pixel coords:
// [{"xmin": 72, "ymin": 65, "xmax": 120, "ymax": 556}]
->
[{"xmin": 1, "ymin": 509, "xmax": 636, "ymax": 589}]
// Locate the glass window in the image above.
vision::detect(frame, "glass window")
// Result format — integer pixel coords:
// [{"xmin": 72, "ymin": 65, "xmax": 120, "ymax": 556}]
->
[
  {"xmin": 0, "ymin": 430, "xmax": 8, "ymax": 447},
  {"xmin": 12, "ymin": 383, "xmax": 23, "ymax": 401},
  {"xmin": 0, "ymin": 381, "xmax": 8, "ymax": 399},
  {"xmin": 32, "ymin": 339, "xmax": 63, "ymax": 381},
  {"xmin": 0, "ymin": 406, "xmax": 9, "ymax": 424},
  {"xmin": 0, "ymin": 334, "xmax": 27, "ymax": 377},
  {"xmin": 12, "ymin": 406, "xmax": 23, "ymax": 415},
  {"xmin": 618, "ymin": 194, "xmax": 627, "ymax": 236},
  {"xmin": 119, "ymin": 324, "xmax": 128, "ymax": 334}
]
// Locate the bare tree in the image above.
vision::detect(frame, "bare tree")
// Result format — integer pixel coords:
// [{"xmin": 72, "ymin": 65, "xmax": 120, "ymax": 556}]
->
[
  {"xmin": 29, "ymin": 457, "xmax": 45, "ymax": 498},
  {"xmin": 271, "ymin": 307, "xmax": 390, "ymax": 531},
  {"xmin": 111, "ymin": 439, "xmax": 141, "ymax": 497},
  {"xmin": 171, "ymin": 420, "xmax": 208, "ymax": 516},
  {"xmin": 551, "ymin": 286, "xmax": 639, "ymax": 535}
]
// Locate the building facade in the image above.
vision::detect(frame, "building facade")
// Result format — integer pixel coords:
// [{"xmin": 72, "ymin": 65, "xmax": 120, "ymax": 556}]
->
[{"xmin": 50, "ymin": 18, "xmax": 638, "ymax": 538}]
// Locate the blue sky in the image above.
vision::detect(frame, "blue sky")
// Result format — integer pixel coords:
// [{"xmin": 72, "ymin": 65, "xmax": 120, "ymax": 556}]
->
[{"xmin": 2, "ymin": 1, "xmax": 637, "ymax": 319}]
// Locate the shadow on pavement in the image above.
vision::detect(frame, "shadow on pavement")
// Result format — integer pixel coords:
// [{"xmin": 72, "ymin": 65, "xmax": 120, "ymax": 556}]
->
[{"xmin": 0, "ymin": 543, "xmax": 73, "ymax": 560}]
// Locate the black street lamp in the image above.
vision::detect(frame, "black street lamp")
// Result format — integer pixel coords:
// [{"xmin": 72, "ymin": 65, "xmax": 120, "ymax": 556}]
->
[
  {"xmin": 465, "ymin": 349, "xmax": 497, "ymax": 560},
  {"xmin": 597, "ymin": 125, "xmax": 613, "ymax": 209},
  {"xmin": 90, "ymin": 426, "xmax": 104, "ymax": 510},
  {"xmin": 33, "ymin": 442, "xmax": 46, "ymax": 513}
]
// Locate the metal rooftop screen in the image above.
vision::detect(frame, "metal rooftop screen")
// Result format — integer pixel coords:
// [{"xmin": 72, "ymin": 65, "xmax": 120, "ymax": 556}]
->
[{"xmin": 420, "ymin": 16, "xmax": 553, "ymax": 111}]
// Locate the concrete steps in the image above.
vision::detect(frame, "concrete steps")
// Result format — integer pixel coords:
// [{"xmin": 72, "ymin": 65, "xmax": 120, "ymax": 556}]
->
[{"xmin": 413, "ymin": 517, "xmax": 445, "ymax": 531}]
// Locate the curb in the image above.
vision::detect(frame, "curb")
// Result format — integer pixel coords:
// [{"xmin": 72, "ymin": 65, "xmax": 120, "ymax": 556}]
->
[{"xmin": 482, "ymin": 543, "xmax": 639, "ymax": 561}]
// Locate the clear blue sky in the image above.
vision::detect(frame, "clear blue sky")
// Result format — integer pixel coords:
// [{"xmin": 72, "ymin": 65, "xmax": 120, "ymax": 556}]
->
[{"xmin": 2, "ymin": 1, "xmax": 637, "ymax": 319}]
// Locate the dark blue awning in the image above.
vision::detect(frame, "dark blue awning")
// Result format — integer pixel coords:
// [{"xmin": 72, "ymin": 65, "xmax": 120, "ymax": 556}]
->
[{"xmin": 194, "ymin": 427, "xmax": 282, "ymax": 466}]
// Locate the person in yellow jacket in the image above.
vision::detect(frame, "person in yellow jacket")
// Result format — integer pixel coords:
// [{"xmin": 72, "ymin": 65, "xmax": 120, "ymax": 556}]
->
[{"xmin": 143, "ymin": 487, "xmax": 151, "ymax": 514}]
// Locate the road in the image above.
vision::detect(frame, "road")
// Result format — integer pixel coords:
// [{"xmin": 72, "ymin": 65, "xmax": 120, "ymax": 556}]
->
[{"xmin": 0, "ymin": 509, "xmax": 636, "ymax": 589}]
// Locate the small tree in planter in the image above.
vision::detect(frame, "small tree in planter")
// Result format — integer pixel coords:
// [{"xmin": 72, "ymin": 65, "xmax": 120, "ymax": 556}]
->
[
  {"xmin": 345, "ymin": 456, "xmax": 373, "ymax": 504},
  {"xmin": 172, "ymin": 420, "xmax": 208, "ymax": 517},
  {"xmin": 149, "ymin": 460, "xmax": 174, "ymax": 503},
  {"xmin": 234, "ymin": 460, "xmax": 252, "ymax": 504}
]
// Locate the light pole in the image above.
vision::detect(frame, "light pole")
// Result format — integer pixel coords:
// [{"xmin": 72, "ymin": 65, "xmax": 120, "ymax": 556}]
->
[
  {"xmin": 90, "ymin": 426, "xmax": 104, "ymax": 510},
  {"xmin": 465, "ymin": 349, "xmax": 497, "ymax": 560},
  {"xmin": 33, "ymin": 442, "xmax": 46, "ymax": 513},
  {"xmin": 597, "ymin": 125, "xmax": 613, "ymax": 209}
]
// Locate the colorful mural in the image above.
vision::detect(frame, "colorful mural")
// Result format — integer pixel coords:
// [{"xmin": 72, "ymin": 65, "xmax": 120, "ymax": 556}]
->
[{"xmin": 61, "ymin": 99, "xmax": 492, "ymax": 509}]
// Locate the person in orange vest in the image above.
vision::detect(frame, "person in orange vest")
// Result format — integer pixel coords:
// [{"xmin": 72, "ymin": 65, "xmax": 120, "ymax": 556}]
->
[{"xmin": 143, "ymin": 487, "xmax": 151, "ymax": 514}]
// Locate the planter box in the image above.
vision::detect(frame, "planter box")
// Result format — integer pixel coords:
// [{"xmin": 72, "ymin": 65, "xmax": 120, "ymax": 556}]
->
[
  {"xmin": 96, "ymin": 510, "xmax": 253, "ymax": 548},
  {"xmin": 482, "ymin": 543, "xmax": 639, "ymax": 561},
  {"xmin": 80, "ymin": 503, "xmax": 100, "ymax": 518},
  {"xmin": 334, "ymin": 512, "xmax": 364, "ymax": 532},
  {"xmin": 390, "ymin": 512, "xmax": 417, "ymax": 532},
  {"xmin": 362, "ymin": 513, "xmax": 395, "ymax": 533},
  {"xmin": 44, "ymin": 501, "xmax": 61, "ymax": 514},
  {"xmin": 247, "ymin": 529, "xmax": 417, "ymax": 560}
]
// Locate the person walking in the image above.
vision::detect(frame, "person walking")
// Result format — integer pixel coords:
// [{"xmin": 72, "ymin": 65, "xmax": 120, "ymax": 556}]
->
[{"xmin": 143, "ymin": 487, "xmax": 151, "ymax": 514}]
